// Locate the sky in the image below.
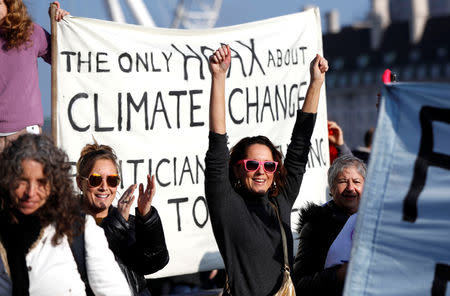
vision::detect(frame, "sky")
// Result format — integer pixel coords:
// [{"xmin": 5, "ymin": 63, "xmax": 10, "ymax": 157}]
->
[{"xmin": 26, "ymin": 0, "xmax": 370, "ymax": 119}]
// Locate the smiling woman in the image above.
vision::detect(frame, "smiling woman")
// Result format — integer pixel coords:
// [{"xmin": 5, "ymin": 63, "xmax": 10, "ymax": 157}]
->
[
  {"xmin": 230, "ymin": 138, "xmax": 284, "ymax": 197},
  {"xmin": 76, "ymin": 142, "xmax": 169, "ymax": 296},
  {"xmin": 293, "ymin": 154, "xmax": 366, "ymax": 296},
  {"xmin": 205, "ymin": 44, "xmax": 328, "ymax": 295},
  {"xmin": 0, "ymin": 134, "xmax": 131, "ymax": 296},
  {"xmin": 78, "ymin": 156, "xmax": 120, "ymax": 219}
]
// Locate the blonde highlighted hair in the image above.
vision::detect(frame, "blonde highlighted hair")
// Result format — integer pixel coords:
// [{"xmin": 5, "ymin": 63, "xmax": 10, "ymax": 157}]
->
[
  {"xmin": 0, "ymin": 0, "xmax": 33, "ymax": 50},
  {"xmin": 77, "ymin": 143, "xmax": 119, "ymax": 179}
]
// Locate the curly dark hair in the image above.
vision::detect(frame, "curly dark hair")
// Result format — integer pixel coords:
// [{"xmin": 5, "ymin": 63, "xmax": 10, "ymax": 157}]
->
[
  {"xmin": 0, "ymin": 134, "xmax": 84, "ymax": 245},
  {"xmin": 0, "ymin": 0, "xmax": 34, "ymax": 50},
  {"xmin": 229, "ymin": 135, "xmax": 287, "ymax": 198}
]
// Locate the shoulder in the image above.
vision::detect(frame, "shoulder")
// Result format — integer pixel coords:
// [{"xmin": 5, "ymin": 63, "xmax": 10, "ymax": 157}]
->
[
  {"xmin": 32, "ymin": 23, "xmax": 43, "ymax": 31},
  {"xmin": 30, "ymin": 23, "xmax": 50, "ymax": 45},
  {"xmin": 30, "ymin": 23, "xmax": 46, "ymax": 37},
  {"xmin": 84, "ymin": 214, "xmax": 95, "ymax": 225},
  {"xmin": 296, "ymin": 202, "xmax": 333, "ymax": 234},
  {"xmin": 84, "ymin": 214, "xmax": 101, "ymax": 234}
]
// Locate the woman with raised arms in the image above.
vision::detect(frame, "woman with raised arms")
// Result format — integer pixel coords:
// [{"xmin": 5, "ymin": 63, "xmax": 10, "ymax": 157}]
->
[{"xmin": 204, "ymin": 44, "xmax": 328, "ymax": 295}]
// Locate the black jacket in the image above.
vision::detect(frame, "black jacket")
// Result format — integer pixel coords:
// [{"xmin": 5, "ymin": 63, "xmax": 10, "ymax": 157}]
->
[
  {"xmin": 292, "ymin": 200, "xmax": 350, "ymax": 296},
  {"xmin": 100, "ymin": 206, "xmax": 169, "ymax": 296},
  {"xmin": 205, "ymin": 111, "xmax": 316, "ymax": 295}
]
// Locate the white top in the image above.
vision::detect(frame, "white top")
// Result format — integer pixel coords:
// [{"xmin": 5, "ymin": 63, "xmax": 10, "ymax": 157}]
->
[{"xmin": 26, "ymin": 215, "xmax": 131, "ymax": 296}]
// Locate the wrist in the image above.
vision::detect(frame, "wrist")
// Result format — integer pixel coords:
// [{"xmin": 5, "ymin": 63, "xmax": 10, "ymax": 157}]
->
[
  {"xmin": 137, "ymin": 206, "xmax": 150, "ymax": 216},
  {"xmin": 137, "ymin": 206, "xmax": 153, "ymax": 220},
  {"xmin": 309, "ymin": 79, "xmax": 324, "ymax": 88},
  {"xmin": 212, "ymin": 72, "xmax": 227, "ymax": 80}
]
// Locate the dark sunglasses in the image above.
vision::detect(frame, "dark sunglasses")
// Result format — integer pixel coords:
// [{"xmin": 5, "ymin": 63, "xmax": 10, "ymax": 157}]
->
[
  {"xmin": 82, "ymin": 173, "xmax": 120, "ymax": 188},
  {"xmin": 238, "ymin": 159, "xmax": 278, "ymax": 173}
]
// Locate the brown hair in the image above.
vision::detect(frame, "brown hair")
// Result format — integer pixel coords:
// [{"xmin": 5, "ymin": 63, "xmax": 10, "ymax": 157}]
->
[
  {"xmin": 0, "ymin": 134, "xmax": 84, "ymax": 245},
  {"xmin": 0, "ymin": 0, "xmax": 33, "ymax": 50},
  {"xmin": 76, "ymin": 143, "xmax": 119, "ymax": 179},
  {"xmin": 229, "ymin": 135, "xmax": 287, "ymax": 198}
]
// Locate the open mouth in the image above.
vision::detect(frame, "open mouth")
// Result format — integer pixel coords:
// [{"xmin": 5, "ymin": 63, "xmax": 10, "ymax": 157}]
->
[
  {"xmin": 253, "ymin": 178, "xmax": 266, "ymax": 184},
  {"xmin": 95, "ymin": 194, "xmax": 109, "ymax": 199}
]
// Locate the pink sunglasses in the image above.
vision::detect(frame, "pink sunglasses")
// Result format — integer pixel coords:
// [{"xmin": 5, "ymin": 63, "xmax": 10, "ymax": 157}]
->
[{"xmin": 238, "ymin": 159, "xmax": 278, "ymax": 173}]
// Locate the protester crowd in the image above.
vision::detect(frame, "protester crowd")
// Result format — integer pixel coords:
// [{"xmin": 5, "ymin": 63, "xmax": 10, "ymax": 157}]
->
[{"xmin": 0, "ymin": 1, "xmax": 375, "ymax": 295}]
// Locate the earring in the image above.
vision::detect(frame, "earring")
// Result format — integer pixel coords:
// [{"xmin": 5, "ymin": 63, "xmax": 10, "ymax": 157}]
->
[
  {"xmin": 235, "ymin": 179, "xmax": 242, "ymax": 189},
  {"xmin": 272, "ymin": 180, "xmax": 277, "ymax": 190}
]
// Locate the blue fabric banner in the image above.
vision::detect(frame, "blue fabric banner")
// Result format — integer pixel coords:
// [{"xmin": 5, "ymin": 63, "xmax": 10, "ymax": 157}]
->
[{"xmin": 344, "ymin": 82, "xmax": 450, "ymax": 295}]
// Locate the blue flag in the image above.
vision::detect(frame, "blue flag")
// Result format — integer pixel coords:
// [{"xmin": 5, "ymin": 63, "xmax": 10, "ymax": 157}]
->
[{"xmin": 345, "ymin": 82, "xmax": 450, "ymax": 295}]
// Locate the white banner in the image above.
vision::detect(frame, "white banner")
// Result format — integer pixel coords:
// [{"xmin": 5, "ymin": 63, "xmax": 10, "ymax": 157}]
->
[
  {"xmin": 55, "ymin": 9, "xmax": 329, "ymax": 277},
  {"xmin": 345, "ymin": 82, "xmax": 450, "ymax": 295}
]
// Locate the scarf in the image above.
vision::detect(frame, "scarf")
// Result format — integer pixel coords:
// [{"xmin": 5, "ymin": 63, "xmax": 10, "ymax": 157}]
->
[{"xmin": 0, "ymin": 210, "xmax": 42, "ymax": 296}]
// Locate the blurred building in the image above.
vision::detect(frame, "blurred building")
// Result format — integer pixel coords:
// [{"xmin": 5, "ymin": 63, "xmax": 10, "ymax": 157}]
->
[{"xmin": 322, "ymin": 0, "xmax": 450, "ymax": 149}]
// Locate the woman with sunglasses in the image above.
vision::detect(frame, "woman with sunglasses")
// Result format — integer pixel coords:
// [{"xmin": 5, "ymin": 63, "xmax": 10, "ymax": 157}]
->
[
  {"xmin": 0, "ymin": 134, "xmax": 131, "ymax": 295},
  {"xmin": 205, "ymin": 44, "xmax": 328, "ymax": 295},
  {"xmin": 76, "ymin": 143, "xmax": 169, "ymax": 296}
]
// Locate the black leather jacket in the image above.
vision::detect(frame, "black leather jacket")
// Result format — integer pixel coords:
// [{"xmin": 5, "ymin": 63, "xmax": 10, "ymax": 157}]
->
[
  {"xmin": 100, "ymin": 206, "xmax": 169, "ymax": 296},
  {"xmin": 292, "ymin": 201, "xmax": 350, "ymax": 296}
]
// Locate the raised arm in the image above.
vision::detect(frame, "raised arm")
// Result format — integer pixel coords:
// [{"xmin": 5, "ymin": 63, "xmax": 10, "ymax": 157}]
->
[
  {"xmin": 302, "ymin": 54, "xmax": 328, "ymax": 113},
  {"xmin": 209, "ymin": 44, "xmax": 231, "ymax": 134},
  {"xmin": 282, "ymin": 54, "xmax": 328, "ymax": 204}
]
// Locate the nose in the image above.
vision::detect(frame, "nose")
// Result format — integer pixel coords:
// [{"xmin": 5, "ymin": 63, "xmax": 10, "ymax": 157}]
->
[
  {"xmin": 26, "ymin": 182, "xmax": 39, "ymax": 198},
  {"xmin": 99, "ymin": 178, "xmax": 108, "ymax": 190},
  {"xmin": 256, "ymin": 163, "xmax": 265, "ymax": 174},
  {"xmin": 345, "ymin": 181, "xmax": 356, "ymax": 192}
]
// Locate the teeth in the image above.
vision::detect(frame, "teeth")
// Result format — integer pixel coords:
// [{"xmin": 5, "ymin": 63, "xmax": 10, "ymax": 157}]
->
[{"xmin": 96, "ymin": 194, "xmax": 108, "ymax": 198}]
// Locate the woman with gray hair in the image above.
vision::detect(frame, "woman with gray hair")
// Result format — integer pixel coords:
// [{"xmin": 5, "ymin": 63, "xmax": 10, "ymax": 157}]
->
[
  {"xmin": 293, "ymin": 155, "xmax": 366, "ymax": 296},
  {"xmin": 0, "ymin": 134, "xmax": 131, "ymax": 296}
]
